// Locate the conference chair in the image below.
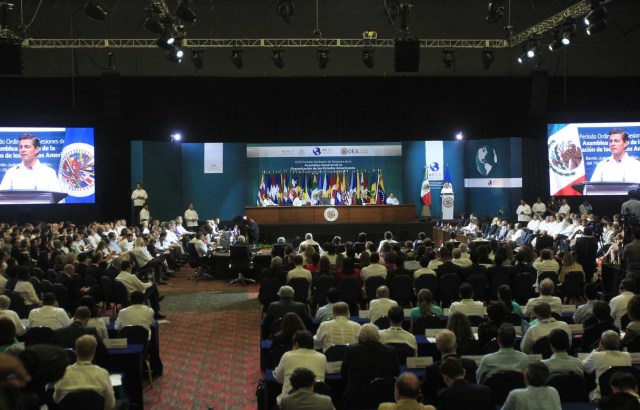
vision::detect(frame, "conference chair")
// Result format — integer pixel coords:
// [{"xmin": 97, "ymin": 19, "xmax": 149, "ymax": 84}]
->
[
  {"xmin": 23, "ymin": 326, "xmax": 54, "ymax": 346},
  {"xmin": 40, "ymin": 279, "xmax": 54, "ymax": 296},
  {"xmin": 532, "ymin": 336, "xmax": 553, "ymax": 359},
  {"xmin": 364, "ymin": 276, "xmax": 386, "ymax": 304},
  {"xmin": 229, "ymin": 244, "xmax": 255, "ymax": 285},
  {"xmin": 325, "ymin": 344, "xmax": 348, "ymax": 362},
  {"xmin": 439, "ymin": 273, "xmax": 460, "ymax": 307},
  {"xmin": 562, "ymin": 271, "xmax": 585, "ymax": 304},
  {"xmin": 599, "ymin": 366, "xmax": 640, "ymax": 398},
  {"xmin": 387, "ymin": 343, "xmax": 414, "ymax": 365},
  {"xmin": 258, "ymin": 277, "xmax": 282, "ymax": 315},
  {"xmin": 484, "ymin": 371, "xmax": 526, "ymax": 405},
  {"xmin": 547, "ymin": 373, "xmax": 586, "ymax": 403},
  {"xmin": 267, "ymin": 343, "xmax": 291, "ymax": 369},
  {"xmin": 466, "ymin": 274, "xmax": 489, "ymax": 302},
  {"xmin": 288, "ymin": 278, "xmax": 310, "ymax": 304},
  {"xmin": 118, "ymin": 325, "xmax": 154, "ymax": 387},
  {"xmin": 415, "ymin": 274, "xmax": 438, "ymax": 296},
  {"xmin": 374, "ymin": 316, "xmax": 390, "ymax": 330},
  {"xmin": 489, "ymin": 273, "xmax": 511, "ymax": 301},
  {"xmin": 411, "ymin": 316, "xmax": 446, "ymax": 336},
  {"xmin": 270, "ymin": 243, "xmax": 288, "ymax": 258},
  {"xmin": 29, "ymin": 277, "xmax": 42, "ymax": 298},
  {"xmin": 354, "ymin": 242, "xmax": 366, "ymax": 254},
  {"xmin": 58, "ymin": 390, "xmax": 105, "ymax": 410},
  {"xmin": 512, "ymin": 272, "xmax": 536, "ymax": 305},
  {"xmin": 355, "ymin": 377, "xmax": 396, "ymax": 409},
  {"xmin": 337, "ymin": 276, "xmax": 361, "ymax": 314},
  {"xmin": 538, "ymin": 271, "xmax": 560, "ymax": 286},
  {"xmin": 389, "ymin": 275, "xmax": 413, "ymax": 308},
  {"xmin": 113, "ymin": 280, "xmax": 131, "ymax": 316},
  {"xmin": 99, "ymin": 276, "xmax": 116, "ymax": 317},
  {"xmin": 313, "ymin": 276, "xmax": 337, "ymax": 311},
  {"xmin": 5, "ymin": 289, "xmax": 28, "ymax": 319}
]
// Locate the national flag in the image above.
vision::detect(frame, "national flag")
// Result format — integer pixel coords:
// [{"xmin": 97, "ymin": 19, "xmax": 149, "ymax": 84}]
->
[
  {"xmin": 315, "ymin": 173, "xmax": 323, "ymax": 201},
  {"xmin": 444, "ymin": 165, "xmax": 452, "ymax": 184},
  {"xmin": 303, "ymin": 173, "xmax": 311, "ymax": 203},
  {"xmin": 369, "ymin": 170, "xmax": 378, "ymax": 204},
  {"xmin": 421, "ymin": 174, "xmax": 432, "ymax": 206},
  {"xmin": 548, "ymin": 124, "xmax": 586, "ymax": 196},
  {"xmin": 257, "ymin": 173, "xmax": 266, "ymax": 205},
  {"xmin": 377, "ymin": 169, "xmax": 386, "ymax": 204},
  {"xmin": 356, "ymin": 171, "xmax": 361, "ymax": 200}
]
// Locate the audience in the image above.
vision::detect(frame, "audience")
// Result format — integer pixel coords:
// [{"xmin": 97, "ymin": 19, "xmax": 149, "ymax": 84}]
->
[
  {"xmin": 449, "ymin": 283, "xmax": 486, "ymax": 317},
  {"xmin": 580, "ymin": 301, "xmax": 619, "ymax": 353},
  {"xmin": 610, "ymin": 278, "xmax": 635, "ymax": 329},
  {"xmin": 0, "ymin": 295, "xmax": 25, "ymax": 336},
  {"xmin": 523, "ymin": 278, "xmax": 562, "ymax": 319},
  {"xmin": 573, "ymin": 282, "xmax": 598, "ymax": 325},
  {"xmin": 541, "ymin": 328, "xmax": 583, "ymax": 377},
  {"xmin": 438, "ymin": 356, "xmax": 493, "ymax": 410},
  {"xmin": 477, "ymin": 323, "xmax": 529, "ymax": 384},
  {"xmin": 369, "ymin": 286, "xmax": 399, "ymax": 324},
  {"xmin": 378, "ymin": 372, "xmax": 434, "ymax": 410},
  {"xmin": 114, "ymin": 290, "xmax": 155, "ymax": 338},
  {"xmin": 520, "ymin": 302, "xmax": 571, "ymax": 354},
  {"xmin": 313, "ymin": 302, "xmax": 361, "ymax": 352},
  {"xmin": 501, "ymin": 362, "xmax": 561, "ymax": 410},
  {"xmin": 28, "ymin": 292, "xmax": 72, "ymax": 330},
  {"xmin": 279, "ymin": 367, "xmax": 334, "ymax": 410},
  {"xmin": 378, "ymin": 306, "xmax": 418, "ymax": 356},
  {"xmin": 583, "ymin": 330, "xmax": 632, "ymax": 401}
]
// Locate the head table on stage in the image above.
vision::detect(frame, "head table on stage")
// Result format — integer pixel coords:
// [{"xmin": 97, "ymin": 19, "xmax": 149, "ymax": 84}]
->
[{"xmin": 245, "ymin": 204, "xmax": 416, "ymax": 224}]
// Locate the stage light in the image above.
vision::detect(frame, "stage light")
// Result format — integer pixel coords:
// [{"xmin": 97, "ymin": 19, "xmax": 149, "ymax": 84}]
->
[
  {"xmin": 561, "ymin": 19, "xmax": 576, "ymax": 45},
  {"xmin": 455, "ymin": 132, "xmax": 464, "ymax": 140},
  {"xmin": 276, "ymin": 0, "xmax": 294, "ymax": 23},
  {"xmin": 156, "ymin": 37, "xmax": 174, "ymax": 50},
  {"xmin": 486, "ymin": 0, "xmax": 505, "ymax": 24},
  {"xmin": 442, "ymin": 49, "xmax": 455, "ymax": 69},
  {"xmin": 144, "ymin": 16, "xmax": 165, "ymax": 35},
  {"xmin": 231, "ymin": 49, "xmax": 243, "ymax": 69},
  {"xmin": 548, "ymin": 33, "xmax": 564, "ymax": 52},
  {"xmin": 191, "ymin": 49, "xmax": 204, "ymax": 69},
  {"xmin": 317, "ymin": 47, "xmax": 329, "ymax": 69},
  {"xmin": 362, "ymin": 47, "xmax": 375, "ymax": 69},
  {"xmin": 166, "ymin": 47, "xmax": 184, "ymax": 63},
  {"xmin": 272, "ymin": 48, "xmax": 284, "ymax": 69},
  {"xmin": 84, "ymin": 1, "xmax": 107, "ymax": 21},
  {"xmin": 171, "ymin": 132, "xmax": 182, "ymax": 142},
  {"xmin": 176, "ymin": 3, "xmax": 196, "ymax": 23},
  {"xmin": 481, "ymin": 48, "xmax": 494, "ymax": 69},
  {"xmin": 585, "ymin": 5, "xmax": 607, "ymax": 35}
]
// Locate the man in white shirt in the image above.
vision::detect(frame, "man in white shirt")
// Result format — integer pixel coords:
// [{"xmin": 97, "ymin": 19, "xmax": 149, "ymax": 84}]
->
[
  {"xmin": 369, "ymin": 286, "xmax": 399, "ymax": 323},
  {"xmin": 130, "ymin": 183, "xmax": 148, "ymax": 223},
  {"xmin": 298, "ymin": 233, "xmax": 322, "ymax": 253},
  {"xmin": 378, "ymin": 306, "xmax": 417, "ymax": 356},
  {"xmin": 516, "ymin": 199, "xmax": 532, "ymax": 222},
  {"xmin": 583, "ymin": 330, "xmax": 632, "ymax": 401},
  {"xmin": 531, "ymin": 197, "xmax": 547, "ymax": 217},
  {"xmin": 520, "ymin": 303, "xmax": 572, "ymax": 354},
  {"xmin": 386, "ymin": 193, "xmax": 400, "ymax": 205},
  {"xmin": 527, "ymin": 215, "xmax": 541, "ymax": 233},
  {"xmin": 590, "ymin": 128, "xmax": 640, "ymax": 183},
  {"xmin": 314, "ymin": 302, "xmax": 361, "ymax": 352},
  {"xmin": 292, "ymin": 196, "xmax": 305, "ymax": 206},
  {"xmin": 0, "ymin": 295, "xmax": 25, "ymax": 336},
  {"xmin": 524, "ymin": 279, "xmax": 563, "ymax": 319},
  {"xmin": 360, "ymin": 253, "xmax": 388, "ymax": 282},
  {"xmin": 287, "ymin": 255, "xmax": 312, "ymax": 284},
  {"xmin": 449, "ymin": 283, "xmax": 486, "ymax": 317},
  {"xmin": 115, "ymin": 261, "xmax": 164, "ymax": 319},
  {"xmin": 189, "ymin": 231, "xmax": 209, "ymax": 258},
  {"xmin": 139, "ymin": 203, "xmax": 151, "ymax": 225},
  {"xmin": 184, "ymin": 202, "xmax": 199, "ymax": 231},
  {"xmin": 53, "ymin": 335, "xmax": 115, "ymax": 410},
  {"xmin": 28, "ymin": 292, "xmax": 72, "ymax": 330},
  {"xmin": 0, "ymin": 133, "xmax": 61, "ymax": 192},
  {"xmin": 377, "ymin": 231, "xmax": 397, "ymax": 253},
  {"xmin": 115, "ymin": 290, "xmax": 156, "ymax": 333},
  {"xmin": 559, "ymin": 199, "xmax": 571, "ymax": 216},
  {"xmin": 610, "ymin": 278, "xmax": 636, "ymax": 329}
]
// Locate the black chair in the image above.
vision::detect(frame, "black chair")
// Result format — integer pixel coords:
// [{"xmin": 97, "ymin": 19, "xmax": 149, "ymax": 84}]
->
[
  {"xmin": 411, "ymin": 316, "xmax": 445, "ymax": 335},
  {"xmin": 23, "ymin": 326, "xmax": 54, "ymax": 346},
  {"xmin": 31, "ymin": 267, "xmax": 45, "ymax": 280},
  {"xmin": 47, "ymin": 269, "xmax": 58, "ymax": 282},
  {"xmin": 387, "ymin": 342, "xmax": 414, "ymax": 365},
  {"xmin": 325, "ymin": 344, "xmax": 348, "ymax": 362},
  {"xmin": 334, "ymin": 244, "xmax": 346, "ymax": 254},
  {"xmin": 114, "ymin": 280, "xmax": 130, "ymax": 312},
  {"xmin": 415, "ymin": 274, "xmax": 438, "ymax": 296},
  {"xmin": 229, "ymin": 244, "xmax": 254, "ymax": 285},
  {"xmin": 7, "ymin": 289, "xmax": 28, "ymax": 319},
  {"xmin": 267, "ymin": 344, "xmax": 291, "ymax": 369},
  {"xmin": 512, "ymin": 273, "xmax": 536, "ymax": 305},
  {"xmin": 466, "ymin": 274, "xmax": 489, "ymax": 302},
  {"xmin": 288, "ymin": 278, "xmax": 311, "ymax": 304},
  {"xmin": 482, "ymin": 339, "xmax": 500, "ymax": 354},
  {"xmin": 364, "ymin": 276, "xmax": 386, "ymax": 304},
  {"xmin": 467, "ymin": 315, "xmax": 486, "ymax": 327},
  {"xmin": 40, "ymin": 279, "xmax": 54, "ymax": 295},
  {"xmin": 489, "ymin": 273, "xmax": 510, "ymax": 300},
  {"xmin": 99, "ymin": 276, "xmax": 116, "ymax": 317},
  {"xmin": 271, "ymin": 243, "xmax": 287, "ymax": 258},
  {"xmin": 259, "ymin": 277, "xmax": 282, "ymax": 315},
  {"xmin": 484, "ymin": 371, "xmax": 526, "ymax": 405},
  {"xmin": 547, "ymin": 373, "xmax": 586, "ymax": 403},
  {"xmin": 599, "ymin": 366, "xmax": 640, "ymax": 398},
  {"xmin": 52, "ymin": 283, "xmax": 71, "ymax": 312},
  {"xmin": 389, "ymin": 275, "xmax": 413, "ymax": 308},
  {"xmin": 538, "ymin": 271, "xmax": 560, "ymax": 286},
  {"xmin": 562, "ymin": 271, "xmax": 585, "ymax": 303},
  {"xmin": 337, "ymin": 277, "xmax": 361, "ymax": 314},
  {"xmin": 354, "ymin": 242, "xmax": 366, "ymax": 254},
  {"xmin": 439, "ymin": 273, "xmax": 461, "ymax": 307},
  {"xmin": 29, "ymin": 277, "xmax": 42, "ymax": 298},
  {"xmin": 374, "ymin": 316, "xmax": 390, "ymax": 330},
  {"xmin": 456, "ymin": 339, "xmax": 481, "ymax": 355},
  {"xmin": 313, "ymin": 380, "xmax": 333, "ymax": 397},
  {"xmin": 58, "ymin": 390, "xmax": 105, "ymax": 410},
  {"xmin": 186, "ymin": 243, "xmax": 212, "ymax": 280},
  {"xmin": 64, "ymin": 348, "xmax": 77, "ymax": 365},
  {"xmin": 532, "ymin": 336, "xmax": 553, "ymax": 359},
  {"xmin": 627, "ymin": 335, "xmax": 640, "ymax": 353},
  {"xmin": 355, "ymin": 377, "xmax": 396, "ymax": 409},
  {"xmin": 117, "ymin": 325, "xmax": 153, "ymax": 386},
  {"xmin": 313, "ymin": 276, "xmax": 337, "ymax": 310},
  {"xmin": 622, "ymin": 313, "xmax": 631, "ymax": 330},
  {"xmin": 503, "ymin": 312, "xmax": 523, "ymax": 326}
]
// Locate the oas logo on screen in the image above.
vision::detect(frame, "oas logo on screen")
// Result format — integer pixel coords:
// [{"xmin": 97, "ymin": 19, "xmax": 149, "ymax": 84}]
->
[
  {"xmin": 429, "ymin": 162, "xmax": 440, "ymax": 172},
  {"xmin": 313, "ymin": 147, "xmax": 322, "ymax": 156},
  {"xmin": 57, "ymin": 143, "xmax": 95, "ymax": 197},
  {"xmin": 548, "ymin": 139, "xmax": 583, "ymax": 177}
]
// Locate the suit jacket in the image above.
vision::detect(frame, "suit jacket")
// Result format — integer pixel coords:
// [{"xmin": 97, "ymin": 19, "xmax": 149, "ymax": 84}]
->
[
  {"xmin": 437, "ymin": 379, "xmax": 494, "ymax": 410},
  {"xmin": 421, "ymin": 354, "xmax": 477, "ymax": 406},
  {"xmin": 435, "ymin": 261, "xmax": 459, "ymax": 278},
  {"xmin": 52, "ymin": 322, "xmax": 108, "ymax": 365},
  {"xmin": 340, "ymin": 341, "xmax": 400, "ymax": 409},
  {"xmin": 262, "ymin": 299, "xmax": 312, "ymax": 337},
  {"xmin": 575, "ymin": 236, "xmax": 598, "ymax": 279},
  {"xmin": 580, "ymin": 321, "xmax": 619, "ymax": 352},
  {"xmin": 280, "ymin": 388, "xmax": 334, "ymax": 410}
]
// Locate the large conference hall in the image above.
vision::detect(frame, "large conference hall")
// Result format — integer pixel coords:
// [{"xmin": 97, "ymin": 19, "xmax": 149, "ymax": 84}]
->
[{"xmin": 1, "ymin": 0, "xmax": 640, "ymax": 409}]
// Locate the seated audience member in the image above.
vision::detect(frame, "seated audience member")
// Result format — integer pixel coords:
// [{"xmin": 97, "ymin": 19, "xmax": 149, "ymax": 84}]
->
[
  {"xmin": 378, "ymin": 372, "xmax": 434, "ymax": 410},
  {"xmin": 412, "ymin": 256, "xmax": 436, "ymax": 280},
  {"xmin": 14, "ymin": 267, "xmax": 40, "ymax": 307},
  {"xmin": 315, "ymin": 287, "xmax": 340, "ymax": 323},
  {"xmin": 609, "ymin": 371, "xmax": 640, "ymax": 402},
  {"xmin": 421, "ymin": 329, "xmax": 478, "ymax": 406},
  {"xmin": 314, "ymin": 302, "xmax": 360, "ymax": 352},
  {"xmin": 298, "ymin": 233, "xmax": 322, "ymax": 254},
  {"xmin": 438, "ymin": 356, "xmax": 493, "ymax": 410},
  {"xmin": 597, "ymin": 393, "xmax": 640, "ymax": 410},
  {"xmin": 361, "ymin": 253, "xmax": 388, "ymax": 282},
  {"xmin": 447, "ymin": 312, "xmax": 477, "ymax": 350},
  {"xmin": 0, "ymin": 318, "xmax": 20, "ymax": 353},
  {"xmin": 583, "ymin": 330, "xmax": 632, "ymax": 401},
  {"xmin": 622, "ymin": 295, "xmax": 640, "ymax": 346},
  {"xmin": 115, "ymin": 260, "xmax": 164, "ymax": 319},
  {"xmin": 287, "ymin": 255, "xmax": 312, "ymax": 284},
  {"xmin": 369, "ymin": 286, "xmax": 399, "ymax": 324},
  {"xmin": 523, "ymin": 278, "xmax": 563, "ymax": 319},
  {"xmin": 341, "ymin": 324, "xmax": 400, "ymax": 409},
  {"xmin": 52, "ymin": 306, "xmax": 108, "ymax": 362},
  {"xmin": 501, "ymin": 362, "xmax": 562, "ymax": 410},
  {"xmin": 279, "ymin": 367, "xmax": 335, "ymax": 410},
  {"xmin": 379, "ymin": 306, "xmax": 418, "ymax": 356},
  {"xmin": 520, "ymin": 302, "xmax": 571, "ymax": 354},
  {"xmin": 410, "ymin": 289, "xmax": 443, "ymax": 325},
  {"xmin": 541, "ymin": 328, "xmax": 583, "ymax": 377},
  {"xmin": 477, "ymin": 323, "xmax": 529, "ymax": 384},
  {"xmin": 477, "ymin": 302, "xmax": 506, "ymax": 348},
  {"xmin": 498, "ymin": 285, "xmax": 523, "ymax": 317},
  {"xmin": 0, "ymin": 295, "xmax": 25, "ymax": 336},
  {"xmin": 580, "ymin": 301, "xmax": 619, "ymax": 353},
  {"xmin": 573, "ymin": 283, "xmax": 598, "ymax": 325},
  {"xmin": 114, "ymin": 290, "xmax": 155, "ymax": 337},
  {"xmin": 271, "ymin": 312, "xmax": 306, "ymax": 348},
  {"xmin": 378, "ymin": 231, "xmax": 398, "ymax": 253},
  {"xmin": 558, "ymin": 252, "xmax": 584, "ymax": 283},
  {"xmin": 533, "ymin": 249, "xmax": 560, "ymax": 276},
  {"xmin": 451, "ymin": 248, "xmax": 472, "ymax": 268},
  {"xmin": 610, "ymin": 278, "xmax": 635, "ymax": 329},
  {"xmin": 189, "ymin": 231, "xmax": 209, "ymax": 258},
  {"xmin": 28, "ymin": 292, "xmax": 72, "ymax": 330},
  {"xmin": 274, "ymin": 330, "xmax": 327, "ymax": 407},
  {"xmin": 270, "ymin": 237, "xmax": 290, "ymax": 258},
  {"xmin": 449, "ymin": 283, "xmax": 486, "ymax": 317},
  {"xmin": 77, "ymin": 295, "xmax": 108, "ymax": 340},
  {"xmin": 53, "ymin": 335, "xmax": 115, "ymax": 410},
  {"xmin": 262, "ymin": 285, "xmax": 312, "ymax": 337}
]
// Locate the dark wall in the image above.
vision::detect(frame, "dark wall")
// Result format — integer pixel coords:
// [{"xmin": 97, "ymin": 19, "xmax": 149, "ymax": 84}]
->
[{"xmin": 0, "ymin": 75, "xmax": 638, "ymax": 223}]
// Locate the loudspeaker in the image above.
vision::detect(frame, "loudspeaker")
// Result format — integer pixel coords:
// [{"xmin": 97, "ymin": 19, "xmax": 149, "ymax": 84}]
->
[
  {"xmin": 101, "ymin": 72, "xmax": 122, "ymax": 119},
  {"xmin": 0, "ymin": 39, "xmax": 23, "ymax": 75},
  {"xmin": 394, "ymin": 39, "xmax": 420, "ymax": 72},
  {"xmin": 529, "ymin": 70, "xmax": 548, "ymax": 116}
]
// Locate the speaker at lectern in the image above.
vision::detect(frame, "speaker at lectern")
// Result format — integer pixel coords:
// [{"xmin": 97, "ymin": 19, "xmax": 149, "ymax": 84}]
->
[{"xmin": 441, "ymin": 193, "xmax": 454, "ymax": 220}]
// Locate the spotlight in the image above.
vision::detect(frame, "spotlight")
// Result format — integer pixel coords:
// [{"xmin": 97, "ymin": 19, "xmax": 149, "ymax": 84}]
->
[
  {"xmin": 272, "ymin": 48, "xmax": 284, "ymax": 69},
  {"xmin": 561, "ymin": 19, "xmax": 576, "ymax": 45},
  {"xmin": 176, "ymin": 3, "xmax": 196, "ymax": 23},
  {"xmin": 144, "ymin": 16, "xmax": 165, "ymax": 35},
  {"xmin": 276, "ymin": 0, "xmax": 294, "ymax": 23},
  {"xmin": 317, "ymin": 47, "xmax": 329, "ymax": 69},
  {"xmin": 171, "ymin": 132, "xmax": 182, "ymax": 142},
  {"xmin": 516, "ymin": 42, "xmax": 536, "ymax": 64},
  {"xmin": 230, "ymin": 49, "xmax": 243, "ymax": 69},
  {"xmin": 486, "ymin": 0, "xmax": 505, "ymax": 24},
  {"xmin": 481, "ymin": 48, "xmax": 494, "ymax": 69},
  {"xmin": 84, "ymin": 1, "xmax": 107, "ymax": 21},
  {"xmin": 585, "ymin": 4, "xmax": 607, "ymax": 35},
  {"xmin": 455, "ymin": 132, "xmax": 463, "ymax": 140},
  {"xmin": 548, "ymin": 32, "xmax": 564, "ymax": 52},
  {"xmin": 191, "ymin": 49, "xmax": 204, "ymax": 69},
  {"xmin": 362, "ymin": 47, "xmax": 375, "ymax": 69},
  {"xmin": 166, "ymin": 47, "xmax": 184, "ymax": 63},
  {"xmin": 156, "ymin": 37, "xmax": 174, "ymax": 50},
  {"xmin": 442, "ymin": 48, "xmax": 455, "ymax": 69}
]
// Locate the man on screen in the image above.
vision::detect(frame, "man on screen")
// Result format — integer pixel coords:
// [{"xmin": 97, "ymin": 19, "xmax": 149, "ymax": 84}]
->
[
  {"xmin": 590, "ymin": 128, "xmax": 640, "ymax": 183},
  {"xmin": 0, "ymin": 133, "xmax": 61, "ymax": 191}
]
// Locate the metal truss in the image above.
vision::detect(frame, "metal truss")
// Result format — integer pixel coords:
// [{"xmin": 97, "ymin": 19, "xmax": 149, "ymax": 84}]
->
[{"xmin": 22, "ymin": 38, "xmax": 509, "ymax": 49}]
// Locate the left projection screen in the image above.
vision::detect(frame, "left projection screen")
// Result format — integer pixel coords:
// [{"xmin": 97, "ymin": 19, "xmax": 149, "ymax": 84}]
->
[{"xmin": 0, "ymin": 127, "xmax": 95, "ymax": 204}]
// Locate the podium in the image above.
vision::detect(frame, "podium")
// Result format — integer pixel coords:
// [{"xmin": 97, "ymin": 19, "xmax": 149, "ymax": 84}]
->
[
  {"xmin": 0, "ymin": 190, "xmax": 68, "ymax": 204},
  {"xmin": 571, "ymin": 182, "xmax": 639, "ymax": 196},
  {"xmin": 441, "ymin": 193, "xmax": 455, "ymax": 219}
]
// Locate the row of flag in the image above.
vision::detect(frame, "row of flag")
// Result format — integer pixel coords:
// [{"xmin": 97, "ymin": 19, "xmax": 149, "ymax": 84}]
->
[{"xmin": 257, "ymin": 170, "xmax": 386, "ymax": 206}]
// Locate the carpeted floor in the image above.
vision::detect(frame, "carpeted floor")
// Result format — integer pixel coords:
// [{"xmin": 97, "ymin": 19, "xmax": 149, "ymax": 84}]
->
[{"xmin": 143, "ymin": 268, "xmax": 262, "ymax": 409}]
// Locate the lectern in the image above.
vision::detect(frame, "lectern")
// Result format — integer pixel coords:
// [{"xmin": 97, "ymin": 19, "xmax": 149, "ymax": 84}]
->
[
  {"xmin": 0, "ymin": 190, "xmax": 68, "ymax": 204},
  {"xmin": 571, "ymin": 182, "xmax": 639, "ymax": 196},
  {"xmin": 441, "ymin": 193, "xmax": 455, "ymax": 220}
]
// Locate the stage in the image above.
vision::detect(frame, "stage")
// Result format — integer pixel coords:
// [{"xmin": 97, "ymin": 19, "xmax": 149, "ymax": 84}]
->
[{"xmin": 245, "ymin": 204, "xmax": 417, "ymax": 224}]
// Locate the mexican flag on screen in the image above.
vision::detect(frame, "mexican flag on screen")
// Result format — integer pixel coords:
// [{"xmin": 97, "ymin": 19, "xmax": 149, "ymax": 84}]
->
[{"xmin": 548, "ymin": 124, "xmax": 586, "ymax": 196}]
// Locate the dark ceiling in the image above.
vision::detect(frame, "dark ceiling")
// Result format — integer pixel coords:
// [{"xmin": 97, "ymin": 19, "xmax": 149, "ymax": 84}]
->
[{"xmin": 3, "ymin": 0, "xmax": 640, "ymax": 77}]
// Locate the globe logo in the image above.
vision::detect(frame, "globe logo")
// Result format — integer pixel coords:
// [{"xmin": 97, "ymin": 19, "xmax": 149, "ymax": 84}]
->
[
  {"xmin": 313, "ymin": 147, "xmax": 321, "ymax": 156},
  {"xmin": 475, "ymin": 145, "xmax": 498, "ymax": 176},
  {"xmin": 429, "ymin": 162, "xmax": 439, "ymax": 172}
]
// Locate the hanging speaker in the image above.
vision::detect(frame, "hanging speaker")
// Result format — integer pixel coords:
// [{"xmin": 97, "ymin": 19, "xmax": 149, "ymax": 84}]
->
[
  {"xmin": 0, "ymin": 39, "xmax": 23, "ymax": 75},
  {"xmin": 394, "ymin": 39, "xmax": 420, "ymax": 72}
]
